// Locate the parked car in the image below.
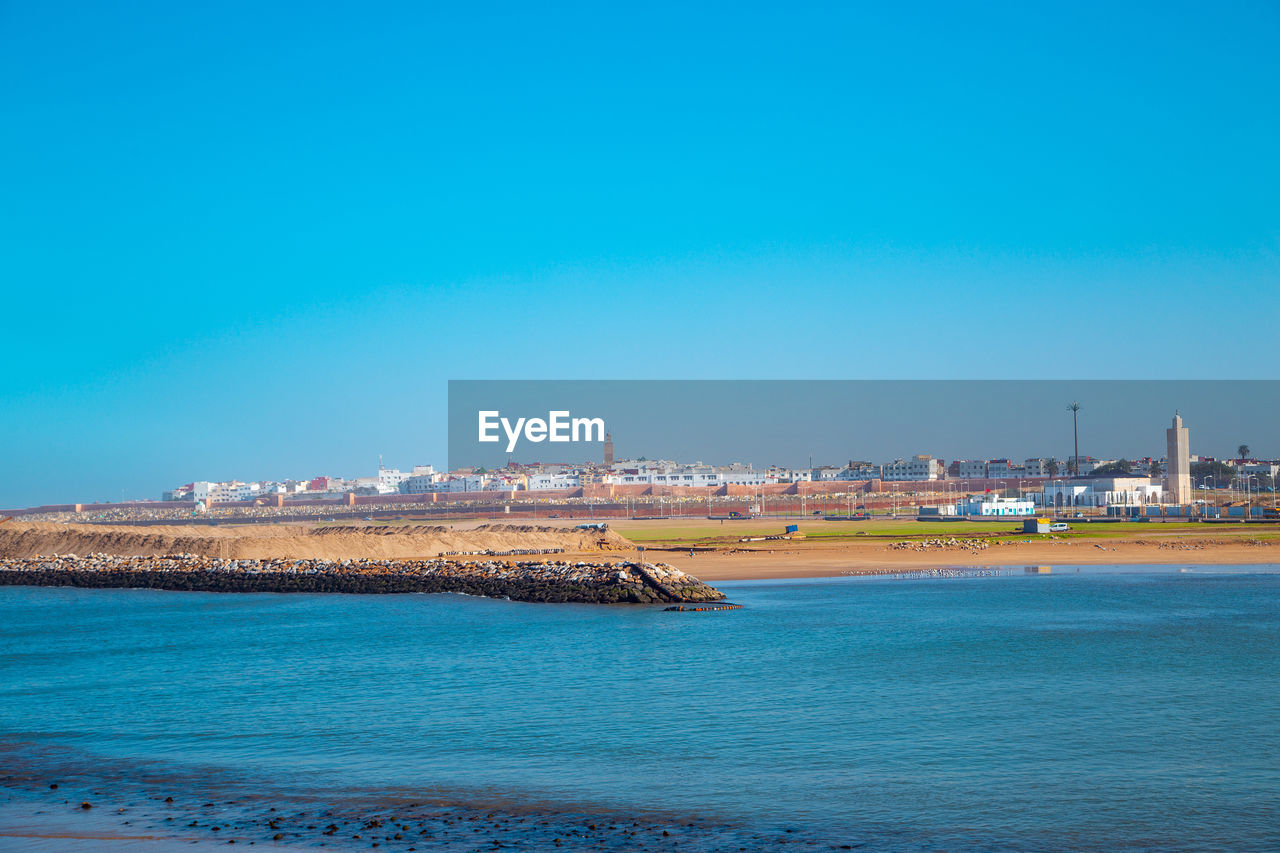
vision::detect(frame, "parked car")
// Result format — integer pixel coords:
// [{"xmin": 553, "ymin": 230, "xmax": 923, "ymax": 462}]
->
[{"xmin": 1049, "ymin": 522, "xmax": 1071, "ymax": 532}]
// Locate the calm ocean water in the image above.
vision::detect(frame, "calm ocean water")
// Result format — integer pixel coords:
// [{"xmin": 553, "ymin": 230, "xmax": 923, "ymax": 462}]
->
[{"xmin": 2, "ymin": 566, "xmax": 1278, "ymax": 850}]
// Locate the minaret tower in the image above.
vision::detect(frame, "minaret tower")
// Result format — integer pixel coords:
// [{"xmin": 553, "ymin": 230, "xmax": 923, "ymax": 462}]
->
[
  {"xmin": 603, "ymin": 432, "xmax": 615, "ymax": 466},
  {"xmin": 1165, "ymin": 413, "xmax": 1191, "ymax": 505}
]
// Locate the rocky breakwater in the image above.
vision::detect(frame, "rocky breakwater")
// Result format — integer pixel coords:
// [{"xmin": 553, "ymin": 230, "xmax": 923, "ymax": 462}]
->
[{"xmin": 0, "ymin": 553, "xmax": 726, "ymax": 605}]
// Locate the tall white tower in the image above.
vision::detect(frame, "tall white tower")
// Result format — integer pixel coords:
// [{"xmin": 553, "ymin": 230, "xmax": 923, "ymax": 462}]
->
[{"xmin": 1165, "ymin": 413, "xmax": 1191, "ymax": 505}]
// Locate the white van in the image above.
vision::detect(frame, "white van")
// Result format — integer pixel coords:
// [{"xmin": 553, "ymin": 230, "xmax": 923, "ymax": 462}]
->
[{"xmin": 1049, "ymin": 522, "xmax": 1071, "ymax": 532}]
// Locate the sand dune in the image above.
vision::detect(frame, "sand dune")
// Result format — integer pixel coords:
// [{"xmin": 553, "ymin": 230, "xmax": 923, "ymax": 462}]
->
[{"xmin": 0, "ymin": 521, "xmax": 632, "ymax": 561}]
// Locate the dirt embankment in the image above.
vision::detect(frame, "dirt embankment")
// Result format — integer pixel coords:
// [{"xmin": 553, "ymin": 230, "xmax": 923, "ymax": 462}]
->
[{"xmin": 0, "ymin": 522, "xmax": 632, "ymax": 561}]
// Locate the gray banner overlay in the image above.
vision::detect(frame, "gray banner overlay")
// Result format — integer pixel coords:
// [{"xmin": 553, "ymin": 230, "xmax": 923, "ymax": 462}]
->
[{"xmin": 447, "ymin": 380, "xmax": 1278, "ymax": 471}]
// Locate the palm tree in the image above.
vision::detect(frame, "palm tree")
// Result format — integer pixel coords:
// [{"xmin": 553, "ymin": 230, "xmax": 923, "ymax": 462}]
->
[
  {"xmin": 1067, "ymin": 401, "xmax": 1081, "ymax": 475},
  {"xmin": 1238, "ymin": 444, "xmax": 1250, "ymax": 460},
  {"xmin": 1046, "ymin": 459, "xmax": 1060, "ymax": 478},
  {"xmin": 1148, "ymin": 459, "xmax": 1162, "ymax": 478}
]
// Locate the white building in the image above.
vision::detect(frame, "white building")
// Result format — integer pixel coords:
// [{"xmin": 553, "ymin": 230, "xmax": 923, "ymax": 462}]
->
[
  {"xmin": 485, "ymin": 474, "xmax": 524, "ymax": 491},
  {"xmin": 881, "ymin": 455, "xmax": 943, "ymax": 481},
  {"xmin": 1037, "ymin": 476, "xmax": 1164, "ymax": 509},
  {"xmin": 353, "ymin": 476, "xmax": 398, "ymax": 495},
  {"xmin": 1231, "ymin": 461, "xmax": 1278, "ymax": 482},
  {"xmin": 606, "ymin": 472, "xmax": 651, "ymax": 486},
  {"xmin": 527, "ymin": 472, "xmax": 582, "ymax": 491},
  {"xmin": 1023, "ymin": 458, "xmax": 1057, "ymax": 478},
  {"xmin": 445, "ymin": 475, "xmax": 488, "ymax": 492},
  {"xmin": 712, "ymin": 464, "xmax": 776, "ymax": 486},
  {"xmin": 191, "ymin": 480, "xmax": 261, "ymax": 503},
  {"xmin": 985, "ymin": 459, "xmax": 1028, "ymax": 479},
  {"xmin": 1068, "ymin": 456, "xmax": 1107, "ymax": 476},
  {"xmin": 837, "ymin": 463, "xmax": 881, "ymax": 481},
  {"xmin": 770, "ymin": 466, "xmax": 815, "ymax": 482},
  {"xmin": 952, "ymin": 460, "xmax": 988, "ymax": 480},
  {"xmin": 375, "ymin": 466, "xmax": 414, "ymax": 491},
  {"xmin": 402, "ymin": 474, "xmax": 449, "ymax": 494},
  {"xmin": 653, "ymin": 468, "xmax": 722, "ymax": 486},
  {"xmin": 958, "ymin": 495, "xmax": 1036, "ymax": 516},
  {"xmin": 602, "ymin": 464, "xmax": 726, "ymax": 487}
]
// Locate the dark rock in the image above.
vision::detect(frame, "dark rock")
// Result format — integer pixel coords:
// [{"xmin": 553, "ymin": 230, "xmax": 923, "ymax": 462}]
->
[{"xmin": 0, "ymin": 556, "xmax": 725, "ymax": 605}]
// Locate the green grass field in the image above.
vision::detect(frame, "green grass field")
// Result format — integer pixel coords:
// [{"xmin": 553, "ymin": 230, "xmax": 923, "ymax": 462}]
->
[{"xmin": 613, "ymin": 518, "xmax": 1270, "ymax": 545}]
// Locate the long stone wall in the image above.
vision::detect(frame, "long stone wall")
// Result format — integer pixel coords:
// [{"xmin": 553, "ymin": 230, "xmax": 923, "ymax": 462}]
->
[{"xmin": 0, "ymin": 554, "xmax": 726, "ymax": 605}]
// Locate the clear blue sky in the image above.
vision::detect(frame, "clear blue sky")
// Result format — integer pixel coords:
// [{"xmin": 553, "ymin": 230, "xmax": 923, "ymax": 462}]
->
[{"xmin": 2, "ymin": 1, "xmax": 1278, "ymax": 507}]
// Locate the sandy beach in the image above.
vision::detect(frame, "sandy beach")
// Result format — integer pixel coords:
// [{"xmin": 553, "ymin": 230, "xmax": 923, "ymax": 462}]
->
[
  {"xmin": 2, "ymin": 516, "xmax": 1276, "ymax": 590},
  {"xmin": 612, "ymin": 517, "xmax": 1280, "ymax": 580}
]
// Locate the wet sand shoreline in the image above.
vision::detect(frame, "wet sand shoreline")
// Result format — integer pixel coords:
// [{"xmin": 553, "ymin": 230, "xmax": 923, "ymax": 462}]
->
[
  {"xmin": 672, "ymin": 539, "xmax": 1280, "ymax": 580},
  {"xmin": 0, "ymin": 746, "xmax": 837, "ymax": 852}
]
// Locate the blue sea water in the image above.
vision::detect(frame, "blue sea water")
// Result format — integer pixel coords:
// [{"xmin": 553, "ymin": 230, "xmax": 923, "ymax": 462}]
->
[{"xmin": 2, "ymin": 566, "xmax": 1279, "ymax": 850}]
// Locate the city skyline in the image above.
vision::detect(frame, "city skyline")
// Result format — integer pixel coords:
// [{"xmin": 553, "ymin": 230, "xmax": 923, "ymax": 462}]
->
[
  {"xmin": 10, "ymin": 398, "xmax": 1279, "ymax": 510},
  {"xmin": 448, "ymin": 381, "xmax": 1278, "ymax": 476}
]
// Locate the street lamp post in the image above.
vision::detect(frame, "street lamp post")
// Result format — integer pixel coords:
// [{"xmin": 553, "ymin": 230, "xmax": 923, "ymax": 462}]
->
[
  {"xmin": 1243, "ymin": 474, "xmax": 1260, "ymax": 521},
  {"xmin": 1068, "ymin": 401, "xmax": 1082, "ymax": 476},
  {"xmin": 1199, "ymin": 477, "xmax": 1215, "ymax": 519}
]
